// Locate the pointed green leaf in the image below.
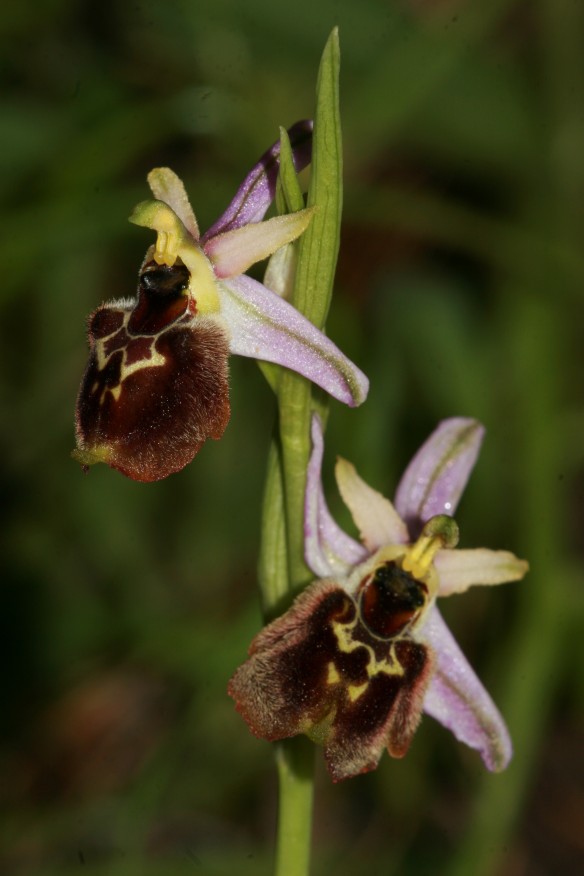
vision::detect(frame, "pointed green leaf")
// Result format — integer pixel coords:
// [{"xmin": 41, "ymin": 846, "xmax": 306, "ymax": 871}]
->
[{"xmin": 293, "ymin": 27, "xmax": 342, "ymax": 330}]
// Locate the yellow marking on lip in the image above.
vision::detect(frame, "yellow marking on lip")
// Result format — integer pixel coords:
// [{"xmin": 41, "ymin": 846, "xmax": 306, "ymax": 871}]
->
[
  {"xmin": 94, "ymin": 312, "xmax": 131, "ymax": 372},
  {"xmin": 99, "ymin": 347, "xmax": 166, "ymax": 404},
  {"xmin": 331, "ymin": 619, "xmax": 404, "ymax": 678},
  {"xmin": 327, "ymin": 662, "xmax": 341, "ymax": 685},
  {"xmin": 94, "ymin": 310, "xmax": 168, "ymax": 404},
  {"xmin": 118, "ymin": 346, "xmax": 166, "ymax": 379},
  {"xmin": 347, "ymin": 681, "xmax": 368, "ymax": 703},
  {"xmin": 100, "ymin": 383, "xmax": 121, "ymax": 404}
]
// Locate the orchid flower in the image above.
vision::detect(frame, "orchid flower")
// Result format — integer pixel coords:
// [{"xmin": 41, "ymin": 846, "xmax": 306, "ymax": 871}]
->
[
  {"xmin": 229, "ymin": 416, "xmax": 528, "ymax": 782},
  {"xmin": 73, "ymin": 122, "xmax": 368, "ymax": 482}
]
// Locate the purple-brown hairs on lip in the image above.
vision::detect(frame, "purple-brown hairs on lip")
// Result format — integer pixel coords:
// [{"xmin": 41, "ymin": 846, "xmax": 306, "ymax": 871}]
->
[
  {"xmin": 74, "ymin": 260, "xmax": 230, "ymax": 482},
  {"xmin": 228, "ymin": 577, "xmax": 433, "ymax": 782}
]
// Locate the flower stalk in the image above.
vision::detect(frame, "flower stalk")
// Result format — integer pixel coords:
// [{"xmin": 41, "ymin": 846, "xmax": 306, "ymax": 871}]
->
[{"xmin": 257, "ymin": 28, "xmax": 343, "ymax": 876}]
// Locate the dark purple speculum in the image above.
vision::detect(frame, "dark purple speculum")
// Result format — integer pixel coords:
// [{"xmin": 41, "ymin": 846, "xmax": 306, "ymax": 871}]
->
[{"xmin": 359, "ymin": 561, "xmax": 427, "ymax": 638}]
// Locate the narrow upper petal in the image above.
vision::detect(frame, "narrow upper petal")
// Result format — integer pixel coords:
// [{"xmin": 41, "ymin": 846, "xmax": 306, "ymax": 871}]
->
[
  {"xmin": 147, "ymin": 168, "xmax": 199, "ymax": 240},
  {"xmin": 304, "ymin": 415, "xmax": 367, "ymax": 578},
  {"xmin": 217, "ymin": 274, "xmax": 369, "ymax": 407},
  {"xmin": 335, "ymin": 458, "xmax": 409, "ymax": 552},
  {"xmin": 395, "ymin": 418, "xmax": 484, "ymax": 536},
  {"xmin": 435, "ymin": 548, "xmax": 529, "ymax": 596},
  {"xmin": 204, "ymin": 209, "xmax": 315, "ymax": 279},
  {"xmin": 421, "ymin": 606, "xmax": 512, "ymax": 771},
  {"xmin": 202, "ymin": 120, "xmax": 313, "ymax": 242}
]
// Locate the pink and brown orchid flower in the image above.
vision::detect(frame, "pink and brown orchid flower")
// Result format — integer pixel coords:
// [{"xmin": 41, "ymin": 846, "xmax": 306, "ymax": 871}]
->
[
  {"xmin": 229, "ymin": 416, "xmax": 528, "ymax": 781},
  {"xmin": 73, "ymin": 122, "xmax": 368, "ymax": 481}
]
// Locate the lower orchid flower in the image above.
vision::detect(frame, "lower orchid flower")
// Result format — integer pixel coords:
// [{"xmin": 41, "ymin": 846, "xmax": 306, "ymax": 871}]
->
[
  {"xmin": 73, "ymin": 122, "xmax": 369, "ymax": 482},
  {"xmin": 228, "ymin": 416, "xmax": 528, "ymax": 782}
]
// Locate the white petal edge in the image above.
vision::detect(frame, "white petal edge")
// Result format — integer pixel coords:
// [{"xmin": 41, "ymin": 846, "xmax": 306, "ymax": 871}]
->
[
  {"xmin": 421, "ymin": 606, "xmax": 512, "ymax": 772},
  {"xmin": 335, "ymin": 458, "xmax": 409, "ymax": 552},
  {"xmin": 435, "ymin": 548, "xmax": 529, "ymax": 596},
  {"xmin": 217, "ymin": 274, "xmax": 369, "ymax": 407},
  {"xmin": 147, "ymin": 168, "xmax": 199, "ymax": 240},
  {"xmin": 304, "ymin": 415, "xmax": 368, "ymax": 579},
  {"xmin": 204, "ymin": 210, "xmax": 315, "ymax": 279}
]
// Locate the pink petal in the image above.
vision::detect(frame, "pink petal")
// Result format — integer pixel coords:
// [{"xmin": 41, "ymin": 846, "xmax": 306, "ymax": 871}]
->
[
  {"xmin": 395, "ymin": 418, "xmax": 484, "ymax": 536},
  {"xmin": 217, "ymin": 275, "xmax": 369, "ymax": 407},
  {"xmin": 421, "ymin": 606, "xmax": 512, "ymax": 771},
  {"xmin": 304, "ymin": 415, "xmax": 367, "ymax": 578},
  {"xmin": 204, "ymin": 209, "xmax": 314, "ymax": 279},
  {"xmin": 202, "ymin": 120, "xmax": 313, "ymax": 242}
]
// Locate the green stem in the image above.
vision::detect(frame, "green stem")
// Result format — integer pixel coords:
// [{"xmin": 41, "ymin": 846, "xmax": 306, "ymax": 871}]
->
[
  {"xmin": 278, "ymin": 375, "xmax": 314, "ymax": 590},
  {"xmin": 256, "ymin": 29, "xmax": 343, "ymax": 876},
  {"xmin": 258, "ymin": 437, "xmax": 289, "ymax": 615},
  {"xmin": 277, "ymin": 25, "xmax": 343, "ymax": 594},
  {"xmin": 274, "ymin": 738, "xmax": 316, "ymax": 876}
]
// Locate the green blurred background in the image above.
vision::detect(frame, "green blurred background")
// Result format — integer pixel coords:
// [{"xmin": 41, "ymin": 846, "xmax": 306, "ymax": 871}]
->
[{"xmin": 1, "ymin": 1, "xmax": 582, "ymax": 874}]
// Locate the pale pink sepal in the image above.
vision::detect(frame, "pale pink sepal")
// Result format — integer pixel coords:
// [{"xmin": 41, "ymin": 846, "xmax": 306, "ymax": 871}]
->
[
  {"xmin": 422, "ymin": 606, "xmax": 512, "ymax": 771},
  {"xmin": 395, "ymin": 418, "xmax": 484, "ymax": 536},
  {"xmin": 304, "ymin": 415, "xmax": 367, "ymax": 579},
  {"xmin": 335, "ymin": 458, "xmax": 409, "ymax": 552},
  {"xmin": 218, "ymin": 275, "xmax": 369, "ymax": 408},
  {"xmin": 435, "ymin": 549, "xmax": 529, "ymax": 596},
  {"xmin": 204, "ymin": 209, "xmax": 315, "ymax": 280},
  {"xmin": 202, "ymin": 120, "xmax": 313, "ymax": 242},
  {"xmin": 147, "ymin": 167, "xmax": 200, "ymax": 240}
]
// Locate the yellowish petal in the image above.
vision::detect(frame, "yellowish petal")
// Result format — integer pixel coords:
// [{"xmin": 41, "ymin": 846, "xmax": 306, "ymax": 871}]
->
[
  {"xmin": 147, "ymin": 167, "xmax": 200, "ymax": 240},
  {"xmin": 435, "ymin": 548, "xmax": 529, "ymax": 596},
  {"xmin": 335, "ymin": 458, "xmax": 409, "ymax": 552}
]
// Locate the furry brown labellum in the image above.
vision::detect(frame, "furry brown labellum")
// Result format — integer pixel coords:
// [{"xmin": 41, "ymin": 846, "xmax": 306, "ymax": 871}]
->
[
  {"xmin": 74, "ymin": 260, "xmax": 230, "ymax": 482},
  {"xmin": 228, "ymin": 560, "xmax": 434, "ymax": 782}
]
